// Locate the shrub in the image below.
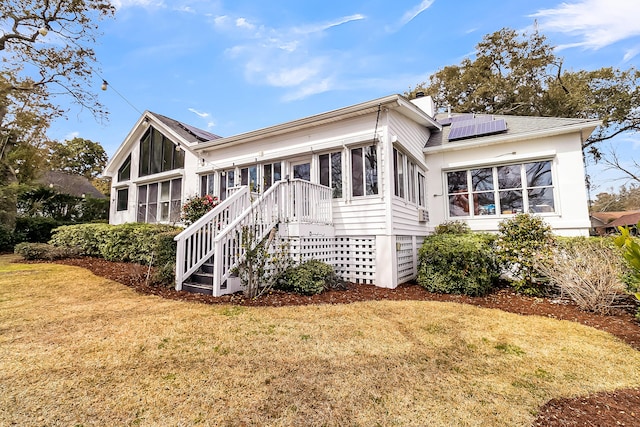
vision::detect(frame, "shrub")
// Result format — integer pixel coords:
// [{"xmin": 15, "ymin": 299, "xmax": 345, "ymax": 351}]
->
[
  {"xmin": 181, "ymin": 194, "xmax": 219, "ymax": 225},
  {"xmin": 495, "ymin": 213, "xmax": 555, "ymax": 296},
  {"xmin": 14, "ymin": 242, "xmax": 81, "ymax": 260},
  {"xmin": 417, "ymin": 233, "xmax": 499, "ymax": 296},
  {"xmin": 276, "ymin": 260, "xmax": 344, "ymax": 295},
  {"xmin": 434, "ymin": 220, "xmax": 471, "ymax": 235},
  {"xmin": 14, "ymin": 216, "xmax": 63, "ymax": 244},
  {"xmin": 49, "ymin": 223, "xmax": 111, "ymax": 256},
  {"xmin": 0, "ymin": 225, "xmax": 14, "ymax": 253},
  {"xmin": 151, "ymin": 229, "xmax": 180, "ymax": 286},
  {"xmin": 538, "ymin": 237, "xmax": 628, "ymax": 314},
  {"xmin": 50, "ymin": 223, "xmax": 179, "ymax": 267}
]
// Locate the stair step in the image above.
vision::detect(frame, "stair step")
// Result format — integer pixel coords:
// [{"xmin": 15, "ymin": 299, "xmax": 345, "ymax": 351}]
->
[
  {"xmin": 190, "ymin": 272, "xmax": 213, "ymax": 285},
  {"xmin": 181, "ymin": 282, "xmax": 213, "ymax": 295},
  {"xmin": 199, "ymin": 263, "xmax": 214, "ymax": 274}
]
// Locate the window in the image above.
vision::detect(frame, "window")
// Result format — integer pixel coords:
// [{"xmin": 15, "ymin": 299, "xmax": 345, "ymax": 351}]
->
[
  {"xmin": 137, "ymin": 178, "xmax": 182, "ymax": 223},
  {"xmin": 293, "ymin": 162, "xmax": 311, "ymax": 181},
  {"xmin": 263, "ymin": 162, "xmax": 282, "ymax": 191},
  {"xmin": 241, "ymin": 165, "xmax": 258, "ymax": 191},
  {"xmin": 446, "ymin": 160, "xmax": 554, "ymax": 217},
  {"xmin": 116, "ymin": 188, "xmax": 128, "ymax": 211},
  {"xmin": 393, "ymin": 148, "xmax": 405, "ymax": 198},
  {"xmin": 319, "ymin": 152, "xmax": 342, "ymax": 198},
  {"xmin": 418, "ymin": 172, "xmax": 426, "ymax": 207},
  {"xmin": 117, "ymin": 155, "xmax": 131, "ymax": 182},
  {"xmin": 200, "ymin": 173, "xmax": 215, "ymax": 197},
  {"xmin": 351, "ymin": 145, "xmax": 378, "ymax": 197},
  {"xmin": 138, "ymin": 127, "xmax": 185, "ymax": 177},
  {"xmin": 219, "ymin": 170, "xmax": 235, "ymax": 200}
]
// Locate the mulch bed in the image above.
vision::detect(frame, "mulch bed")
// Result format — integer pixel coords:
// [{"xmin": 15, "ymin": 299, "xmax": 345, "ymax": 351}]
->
[{"xmin": 37, "ymin": 257, "xmax": 640, "ymax": 426}]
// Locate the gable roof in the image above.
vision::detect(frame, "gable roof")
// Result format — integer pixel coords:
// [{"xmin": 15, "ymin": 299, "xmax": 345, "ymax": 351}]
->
[
  {"xmin": 425, "ymin": 113, "xmax": 601, "ymax": 152},
  {"xmin": 590, "ymin": 210, "xmax": 640, "ymax": 225},
  {"xmin": 39, "ymin": 170, "xmax": 106, "ymax": 199},
  {"xmin": 104, "ymin": 111, "xmax": 222, "ymax": 176},
  {"xmin": 151, "ymin": 112, "xmax": 222, "ymax": 143},
  {"xmin": 193, "ymin": 94, "xmax": 441, "ymax": 152}
]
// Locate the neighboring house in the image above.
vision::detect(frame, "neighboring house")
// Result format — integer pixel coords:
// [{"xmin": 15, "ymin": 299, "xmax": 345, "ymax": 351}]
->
[
  {"xmin": 103, "ymin": 94, "xmax": 600, "ymax": 295},
  {"xmin": 591, "ymin": 210, "xmax": 640, "ymax": 235},
  {"xmin": 40, "ymin": 170, "xmax": 106, "ymax": 199}
]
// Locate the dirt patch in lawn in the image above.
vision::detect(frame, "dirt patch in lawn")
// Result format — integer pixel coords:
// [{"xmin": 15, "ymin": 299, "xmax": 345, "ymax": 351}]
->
[{"xmin": 47, "ymin": 257, "xmax": 640, "ymax": 426}]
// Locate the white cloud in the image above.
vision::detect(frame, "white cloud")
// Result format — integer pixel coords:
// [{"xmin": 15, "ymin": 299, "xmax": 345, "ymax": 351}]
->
[
  {"xmin": 235, "ymin": 17, "xmax": 255, "ymax": 30},
  {"xmin": 385, "ymin": 0, "xmax": 434, "ymax": 33},
  {"xmin": 623, "ymin": 45, "xmax": 640, "ymax": 63},
  {"xmin": 207, "ymin": 121, "xmax": 216, "ymax": 129},
  {"xmin": 188, "ymin": 108, "xmax": 210, "ymax": 118},
  {"xmin": 212, "ymin": 12, "xmax": 366, "ymax": 100},
  {"xmin": 531, "ymin": 0, "xmax": 640, "ymax": 50},
  {"xmin": 282, "ymin": 78, "xmax": 333, "ymax": 102},
  {"xmin": 112, "ymin": 0, "xmax": 165, "ymax": 9}
]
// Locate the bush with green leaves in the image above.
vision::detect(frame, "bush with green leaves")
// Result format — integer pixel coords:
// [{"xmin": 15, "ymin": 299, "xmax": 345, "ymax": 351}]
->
[
  {"xmin": 14, "ymin": 242, "xmax": 81, "ymax": 260},
  {"xmin": 0, "ymin": 225, "xmax": 14, "ymax": 253},
  {"xmin": 49, "ymin": 223, "xmax": 112, "ymax": 256},
  {"xmin": 434, "ymin": 220, "xmax": 471, "ymax": 235},
  {"xmin": 417, "ymin": 232, "xmax": 499, "ymax": 296},
  {"xmin": 13, "ymin": 216, "xmax": 63, "ymax": 244},
  {"xmin": 151, "ymin": 229, "xmax": 180, "ymax": 286},
  {"xmin": 276, "ymin": 259, "xmax": 344, "ymax": 295},
  {"xmin": 495, "ymin": 213, "xmax": 555, "ymax": 296},
  {"xmin": 50, "ymin": 223, "xmax": 179, "ymax": 271},
  {"xmin": 614, "ymin": 225, "xmax": 640, "ymax": 317},
  {"xmin": 181, "ymin": 194, "xmax": 219, "ymax": 225}
]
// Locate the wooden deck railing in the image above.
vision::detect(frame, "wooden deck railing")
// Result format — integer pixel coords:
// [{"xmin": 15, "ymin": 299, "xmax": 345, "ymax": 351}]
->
[{"xmin": 174, "ymin": 179, "xmax": 333, "ymax": 295}]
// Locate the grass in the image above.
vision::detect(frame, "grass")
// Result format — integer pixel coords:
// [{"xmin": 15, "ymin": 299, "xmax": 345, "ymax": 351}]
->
[{"xmin": 1, "ymin": 254, "xmax": 640, "ymax": 426}]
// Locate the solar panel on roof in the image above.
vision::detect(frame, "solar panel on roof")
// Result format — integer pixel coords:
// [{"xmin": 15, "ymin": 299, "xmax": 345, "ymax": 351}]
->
[
  {"xmin": 448, "ymin": 117, "xmax": 507, "ymax": 141},
  {"xmin": 438, "ymin": 113, "xmax": 474, "ymax": 126},
  {"xmin": 179, "ymin": 122, "xmax": 220, "ymax": 142}
]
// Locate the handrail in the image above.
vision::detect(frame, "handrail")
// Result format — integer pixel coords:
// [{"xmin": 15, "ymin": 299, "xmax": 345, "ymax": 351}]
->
[
  {"xmin": 174, "ymin": 179, "xmax": 333, "ymax": 295},
  {"xmin": 174, "ymin": 187, "xmax": 250, "ymax": 290}
]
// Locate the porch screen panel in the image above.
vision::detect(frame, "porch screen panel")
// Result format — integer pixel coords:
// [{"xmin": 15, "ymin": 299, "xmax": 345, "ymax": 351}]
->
[
  {"xmin": 147, "ymin": 183, "xmax": 158, "ymax": 223},
  {"xmin": 351, "ymin": 148, "xmax": 363, "ymax": 197},
  {"xmin": 137, "ymin": 186, "xmax": 147, "ymax": 222},
  {"xmin": 365, "ymin": 146, "xmax": 378, "ymax": 195},
  {"xmin": 170, "ymin": 178, "xmax": 182, "ymax": 222},
  {"xmin": 332, "ymin": 152, "xmax": 342, "ymax": 198}
]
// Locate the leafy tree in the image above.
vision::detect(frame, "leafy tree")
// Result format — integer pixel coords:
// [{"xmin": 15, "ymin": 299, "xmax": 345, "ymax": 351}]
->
[
  {"xmin": 47, "ymin": 137, "xmax": 108, "ymax": 179},
  {"xmin": 0, "ymin": 0, "xmax": 115, "ymax": 184},
  {"xmin": 408, "ymin": 28, "xmax": 640, "ymax": 160},
  {"xmin": 591, "ymin": 185, "xmax": 640, "ymax": 212}
]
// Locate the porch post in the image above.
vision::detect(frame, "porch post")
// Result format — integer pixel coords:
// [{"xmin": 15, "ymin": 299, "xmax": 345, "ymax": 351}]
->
[{"xmin": 375, "ymin": 234, "xmax": 398, "ymax": 289}]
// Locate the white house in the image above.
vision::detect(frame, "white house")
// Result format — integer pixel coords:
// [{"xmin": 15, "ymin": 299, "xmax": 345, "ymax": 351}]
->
[{"xmin": 103, "ymin": 94, "xmax": 600, "ymax": 295}]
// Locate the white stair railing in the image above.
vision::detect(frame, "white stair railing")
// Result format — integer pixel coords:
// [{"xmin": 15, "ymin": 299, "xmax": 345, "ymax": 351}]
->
[
  {"xmin": 174, "ymin": 187, "xmax": 250, "ymax": 290},
  {"xmin": 175, "ymin": 179, "xmax": 333, "ymax": 295}
]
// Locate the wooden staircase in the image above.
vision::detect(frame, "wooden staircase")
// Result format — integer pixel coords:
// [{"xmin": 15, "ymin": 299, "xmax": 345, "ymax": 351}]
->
[{"xmin": 174, "ymin": 179, "xmax": 333, "ymax": 296}]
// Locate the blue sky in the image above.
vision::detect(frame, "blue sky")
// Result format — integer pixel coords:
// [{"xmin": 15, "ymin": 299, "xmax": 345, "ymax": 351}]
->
[{"xmin": 46, "ymin": 0, "xmax": 640, "ymax": 192}]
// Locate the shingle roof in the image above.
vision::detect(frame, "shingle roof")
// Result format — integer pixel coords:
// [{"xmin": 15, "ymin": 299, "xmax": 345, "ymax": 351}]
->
[
  {"xmin": 426, "ymin": 113, "xmax": 598, "ymax": 148},
  {"xmin": 150, "ymin": 112, "xmax": 222, "ymax": 143},
  {"xmin": 590, "ymin": 210, "xmax": 640, "ymax": 224},
  {"xmin": 39, "ymin": 170, "xmax": 106, "ymax": 199}
]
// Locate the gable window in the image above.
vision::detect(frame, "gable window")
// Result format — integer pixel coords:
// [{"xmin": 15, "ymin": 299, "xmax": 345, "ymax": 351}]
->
[
  {"xmin": 117, "ymin": 155, "xmax": 131, "ymax": 182},
  {"xmin": 319, "ymin": 151, "xmax": 342, "ymax": 198},
  {"xmin": 446, "ymin": 160, "xmax": 554, "ymax": 217},
  {"xmin": 137, "ymin": 178, "xmax": 182, "ymax": 223},
  {"xmin": 138, "ymin": 127, "xmax": 185, "ymax": 177},
  {"xmin": 351, "ymin": 145, "xmax": 378, "ymax": 197},
  {"xmin": 116, "ymin": 188, "xmax": 129, "ymax": 211}
]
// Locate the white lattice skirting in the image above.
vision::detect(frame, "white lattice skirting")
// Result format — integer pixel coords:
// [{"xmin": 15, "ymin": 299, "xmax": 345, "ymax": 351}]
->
[{"xmin": 284, "ymin": 236, "xmax": 377, "ymax": 285}]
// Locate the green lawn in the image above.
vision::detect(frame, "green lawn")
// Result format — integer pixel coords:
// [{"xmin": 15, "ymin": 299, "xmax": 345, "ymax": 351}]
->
[{"xmin": 1, "ymin": 255, "xmax": 639, "ymax": 426}]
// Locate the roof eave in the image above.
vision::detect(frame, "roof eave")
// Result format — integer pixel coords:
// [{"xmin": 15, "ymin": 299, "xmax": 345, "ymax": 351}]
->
[{"xmin": 423, "ymin": 120, "xmax": 601, "ymax": 154}]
